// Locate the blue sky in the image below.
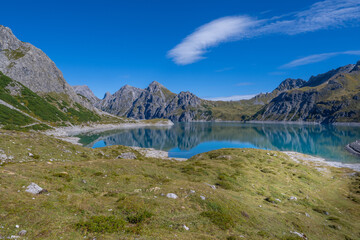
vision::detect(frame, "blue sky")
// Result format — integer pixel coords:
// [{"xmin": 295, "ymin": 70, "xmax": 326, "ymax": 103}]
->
[{"xmin": 2, "ymin": 0, "xmax": 360, "ymax": 100}]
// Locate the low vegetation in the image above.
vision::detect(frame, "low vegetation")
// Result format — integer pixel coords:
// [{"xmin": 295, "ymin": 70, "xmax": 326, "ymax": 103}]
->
[{"xmin": 0, "ymin": 130, "xmax": 359, "ymax": 239}]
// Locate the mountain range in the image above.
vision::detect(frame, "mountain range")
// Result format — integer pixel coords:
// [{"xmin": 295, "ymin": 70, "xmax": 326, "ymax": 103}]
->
[
  {"xmin": 74, "ymin": 63, "xmax": 360, "ymax": 123},
  {"xmin": 0, "ymin": 25, "xmax": 360, "ymax": 127}
]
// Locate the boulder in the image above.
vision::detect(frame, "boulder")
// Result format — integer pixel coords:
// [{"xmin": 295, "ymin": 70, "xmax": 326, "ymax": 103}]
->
[
  {"xmin": 25, "ymin": 183, "xmax": 47, "ymax": 194},
  {"xmin": 166, "ymin": 193, "xmax": 178, "ymax": 199}
]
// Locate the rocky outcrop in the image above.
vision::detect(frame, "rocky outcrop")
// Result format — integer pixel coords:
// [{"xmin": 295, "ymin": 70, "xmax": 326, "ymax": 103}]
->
[
  {"xmin": 73, "ymin": 85, "xmax": 100, "ymax": 105},
  {"xmin": 255, "ymin": 61, "xmax": 360, "ymax": 123},
  {"xmin": 0, "ymin": 25, "xmax": 90, "ymax": 108},
  {"xmin": 274, "ymin": 78, "xmax": 306, "ymax": 92},
  {"xmin": 96, "ymin": 81, "xmax": 208, "ymax": 122},
  {"xmin": 345, "ymin": 140, "xmax": 360, "ymax": 157}
]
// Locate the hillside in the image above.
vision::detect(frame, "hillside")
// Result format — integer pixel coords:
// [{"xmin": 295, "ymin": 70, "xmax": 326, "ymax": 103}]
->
[
  {"xmin": 90, "ymin": 78, "xmax": 309, "ymax": 122},
  {"xmin": 255, "ymin": 61, "xmax": 360, "ymax": 123},
  {"xmin": 0, "ymin": 71, "xmax": 101, "ymax": 129},
  {"xmin": 0, "ymin": 129, "xmax": 359, "ymax": 239}
]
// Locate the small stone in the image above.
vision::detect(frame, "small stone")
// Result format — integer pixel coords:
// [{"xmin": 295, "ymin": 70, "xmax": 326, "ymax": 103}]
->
[
  {"xmin": 28, "ymin": 153, "xmax": 34, "ymax": 157},
  {"xmin": 183, "ymin": 225, "xmax": 189, "ymax": 231},
  {"xmin": 200, "ymin": 195, "xmax": 206, "ymax": 200},
  {"xmin": 25, "ymin": 183, "xmax": 47, "ymax": 195},
  {"xmin": 116, "ymin": 152, "xmax": 137, "ymax": 160},
  {"xmin": 289, "ymin": 196, "xmax": 297, "ymax": 201},
  {"xmin": 81, "ymin": 179, "xmax": 87, "ymax": 184},
  {"xmin": 15, "ymin": 225, "xmax": 19, "ymax": 228},
  {"xmin": 259, "ymin": 205, "xmax": 262, "ymax": 208},
  {"xmin": 305, "ymin": 212, "xmax": 310, "ymax": 217},
  {"xmin": 275, "ymin": 198, "xmax": 281, "ymax": 202},
  {"xmin": 166, "ymin": 193, "xmax": 178, "ymax": 199},
  {"xmin": 18, "ymin": 230, "xmax": 26, "ymax": 236},
  {"xmin": 134, "ymin": 189, "xmax": 142, "ymax": 193},
  {"xmin": 190, "ymin": 190, "xmax": 195, "ymax": 194}
]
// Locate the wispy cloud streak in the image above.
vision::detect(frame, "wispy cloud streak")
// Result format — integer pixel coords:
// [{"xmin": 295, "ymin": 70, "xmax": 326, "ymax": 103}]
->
[
  {"xmin": 205, "ymin": 94, "xmax": 257, "ymax": 101},
  {"xmin": 167, "ymin": 16, "xmax": 258, "ymax": 65},
  {"xmin": 168, "ymin": 0, "xmax": 360, "ymax": 65},
  {"xmin": 281, "ymin": 50, "xmax": 360, "ymax": 68}
]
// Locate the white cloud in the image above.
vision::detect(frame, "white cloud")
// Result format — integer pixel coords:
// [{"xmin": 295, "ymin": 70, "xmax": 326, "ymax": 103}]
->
[
  {"xmin": 168, "ymin": 0, "xmax": 360, "ymax": 65},
  {"xmin": 167, "ymin": 16, "xmax": 258, "ymax": 65},
  {"xmin": 205, "ymin": 94, "xmax": 257, "ymax": 101},
  {"xmin": 281, "ymin": 50, "xmax": 360, "ymax": 68}
]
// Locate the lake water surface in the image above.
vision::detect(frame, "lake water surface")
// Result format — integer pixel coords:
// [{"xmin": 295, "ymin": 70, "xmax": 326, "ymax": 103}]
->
[{"xmin": 76, "ymin": 122, "xmax": 360, "ymax": 163}]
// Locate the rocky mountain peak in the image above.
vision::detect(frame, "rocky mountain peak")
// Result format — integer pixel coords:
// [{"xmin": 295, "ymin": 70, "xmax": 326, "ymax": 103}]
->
[
  {"xmin": 103, "ymin": 92, "xmax": 112, "ymax": 99},
  {"xmin": 305, "ymin": 64, "xmax": 355, "ymax": 87},
  {"xmin": 146, "ymin": 81, "xmax": 166, "ymax": 92},
  {"xmin": 0, "ymin": 25, "xmax": 22, "ymax": 50},
  {"xmin": 275, "ymin": 78, "xmax": 306, "ymax": 92},
  {"xmin": 351, "ymin": 60, "xmax": 360, "ymax": 72}
]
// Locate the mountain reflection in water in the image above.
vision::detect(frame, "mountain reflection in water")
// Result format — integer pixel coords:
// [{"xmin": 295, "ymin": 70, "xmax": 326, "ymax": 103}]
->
[{"xmin": 76, "ymin": 122, "xmax": 360, "ymax": 163}]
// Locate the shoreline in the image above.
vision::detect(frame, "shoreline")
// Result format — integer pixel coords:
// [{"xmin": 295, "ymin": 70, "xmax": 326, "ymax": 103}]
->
[
  {"xmin": 43, "ymin": 120, "xmax": 360, "ymax": 172},
  {"xmin": 283, "ymin": 151, "xmax": 360, "ymax": 172},
  {"xmin": 44, "ymin": 120, "xmax": 174, "ymax": 145}
]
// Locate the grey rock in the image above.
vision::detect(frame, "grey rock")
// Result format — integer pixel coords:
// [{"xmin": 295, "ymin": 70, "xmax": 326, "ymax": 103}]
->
[
  {"xmin": 200, "ymin": 195, "xmax": 206, "ymax": 200},
  {"xmin": 18, "ymin": 230, "xmax": 26, "ymax": 236},
  {"xmin": 25, "ymin": 183, "xmax": 47, "ymax": 194},
  {"xmin": 289, "ymin": 196, "xmax": 297, "ymax": 201},
  {"xmin": 166, "ymin": 193, "xmax": 178, "ymax": 199},
  {"xmin": 73, "ymin": 85, "xmax": 100, "ymax": 105},
  {"xmin": 116, "ymin": 152, "xmax": 137, "ymax": 159},
  {"xmin": 345, "ymin": 140, "xmax": 360, "ymax": 157}
]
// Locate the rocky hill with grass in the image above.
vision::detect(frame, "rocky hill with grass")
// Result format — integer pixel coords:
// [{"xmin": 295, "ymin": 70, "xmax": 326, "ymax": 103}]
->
[{"xmin": 254, "ymin": 61, "xmax": 360, "ymax": 123}]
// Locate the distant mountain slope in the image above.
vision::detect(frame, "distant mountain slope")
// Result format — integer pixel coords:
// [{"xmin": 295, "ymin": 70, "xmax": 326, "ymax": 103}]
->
[
  {"xmin": 96, "ymin": 81, "xmax": 211, "ymax": 122},
  {"xmin": 254, "ymin": 61, "xmax": 360, "ymax": 123},
  {"xmin": 0, "ymin": 25, "xmax": 91, "ymax": 109}
]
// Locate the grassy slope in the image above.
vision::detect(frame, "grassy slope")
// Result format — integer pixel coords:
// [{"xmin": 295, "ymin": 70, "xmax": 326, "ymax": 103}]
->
[
  {"xmin": 0, "ymin": 130, "xmax": 359, "ymax": 239},
  {"xmin": 0, "ymin": 71, "xmax": 102, "ymax": 127}
]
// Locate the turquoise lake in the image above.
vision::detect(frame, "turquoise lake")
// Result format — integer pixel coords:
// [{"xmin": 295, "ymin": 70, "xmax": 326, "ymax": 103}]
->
[{"xmin": 76, "ymin": 122, "xmax": 360, "ymax": 163}]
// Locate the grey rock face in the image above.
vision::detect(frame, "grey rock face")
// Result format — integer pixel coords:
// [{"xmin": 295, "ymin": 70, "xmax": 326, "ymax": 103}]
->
[
  {"xmin": 73, "ymin": 85, "xmax": 100, "ymax": 104},
  {"xmin": 97, "ymin": 81, "xmax": 205, "ymax": 122},
  {"xmin": 0, "ymin": 25, "xmax": 90, "ymax": 108}
]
